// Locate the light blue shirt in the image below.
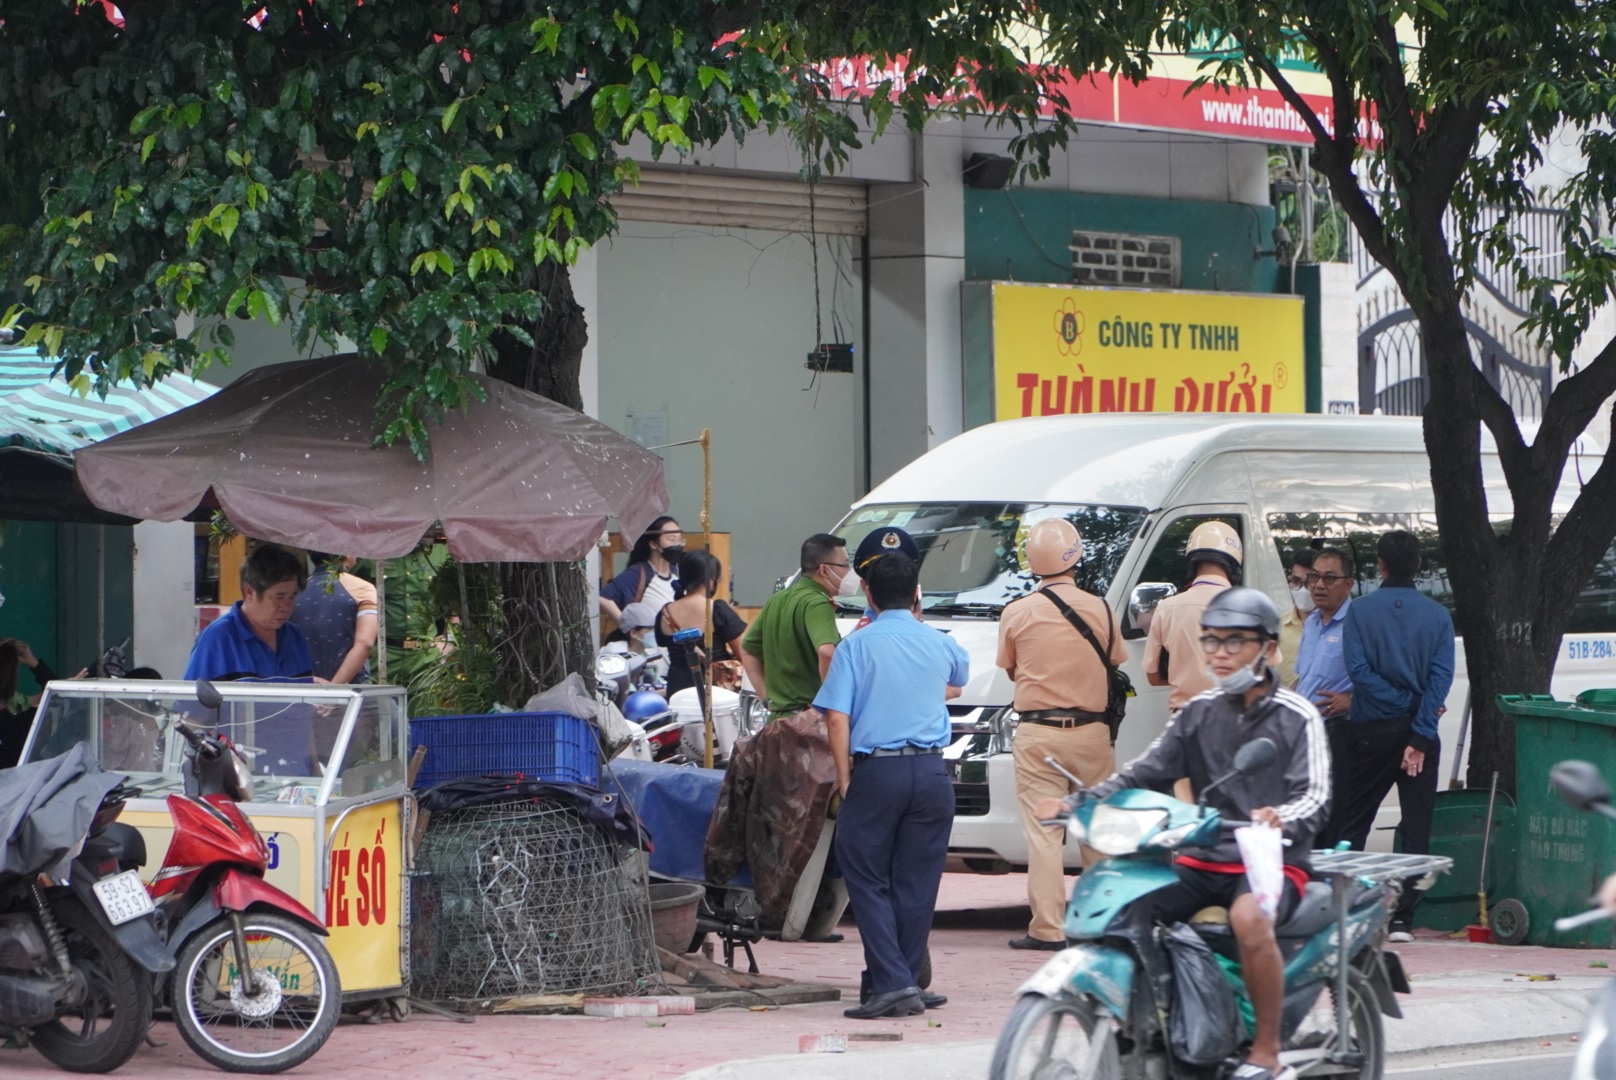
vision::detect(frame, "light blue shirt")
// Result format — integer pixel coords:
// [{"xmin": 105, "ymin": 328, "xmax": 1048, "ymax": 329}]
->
[
  {"xmin": 813, "ymin": 610, "xmax": 970, "ymax": 755},
  {"xmin": 1295, "ymin": 598, "xmax": 1353, "ymax": 704}
]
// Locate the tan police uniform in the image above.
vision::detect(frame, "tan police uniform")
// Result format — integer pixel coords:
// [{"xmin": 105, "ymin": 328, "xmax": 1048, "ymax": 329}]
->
[
  {"xmin": 997, "ymin": 580, "xmax": 1128, "ymax": 943},
  {"xmin": 1143, "ymin": 577, "xmax": 1230, "ymax": 713}
]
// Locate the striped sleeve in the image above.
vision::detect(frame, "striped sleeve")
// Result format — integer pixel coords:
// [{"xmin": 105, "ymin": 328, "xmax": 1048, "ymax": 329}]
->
[{"xmin": 1271, "ymin": 688, "xmax": 1332, "ymax": 834}]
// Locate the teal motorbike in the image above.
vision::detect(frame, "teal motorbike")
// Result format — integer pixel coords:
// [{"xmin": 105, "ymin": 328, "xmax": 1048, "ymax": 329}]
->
[{"xmin": 990, "ymin": 738, "xmax": 1451, "ymax": 1080}]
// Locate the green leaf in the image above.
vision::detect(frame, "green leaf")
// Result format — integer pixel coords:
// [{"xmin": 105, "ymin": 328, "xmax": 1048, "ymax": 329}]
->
[
  {"xmin": 140, "ymin": 135, "xmax": 157, "ymax": 163},
  {"xmin": 298, "ymin": 123, "xmax": 317, "ymax": 155},
  {"xmin": 372, "ymin": 174, "xmax": 394, "ymax": 202},
  {"xmin": 213, "ymin": 205, "xmax": 240, "ymax": 243},
  {"xmin": 442, "ymin": 99, "xmax": 462, "ymax": 133},
  {"xmin": 178, "ymin": 102, "xmax": 203, "ymax": 129},
  {"xmin": 130, "ymin": 105, "xmax": 163, "ymax": 135},
  {"xmin": 567, "ymin": 132, "xmax": 598, "ymax": 160},
  {"xmin": 400, "ymin": 168, "xmax": 418, "ymax": 193},
  {"xmin": 435, "ymin": 251, "xmax": 453, "ymax": 274},
  {"xmin": 141, "ymin": 350, "xmax": 165, "ymax": 378},
  {"xmin": 370, "ymin": 326, "xmax": 389, "ymax": 354}
]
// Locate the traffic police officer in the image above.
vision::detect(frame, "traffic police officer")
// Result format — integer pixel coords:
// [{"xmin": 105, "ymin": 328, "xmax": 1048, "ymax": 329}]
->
[
  {"xmin": 1145, "ymin": 520, "xmax": 1244, "ymax": 713},
  {"xmin": 815, "ymin": 554, "xmax": 969, "ymax": 1018},
  {"xmin": 997, "ymin": 518, "xmax": 1128, "ymax": 950}
]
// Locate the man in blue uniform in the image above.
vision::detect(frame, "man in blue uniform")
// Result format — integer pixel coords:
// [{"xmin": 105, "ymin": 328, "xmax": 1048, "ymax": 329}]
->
[
  {"xmin": 186, "ymin": 543, "xmax": 314, "ymax": 681},
  {"xmin": 848, "ymin": 525, "xmax": 921, "ymax": 629},
  {"xmin": 815, "ymin": 554, "xmax": 969, "ymax": 1019}
]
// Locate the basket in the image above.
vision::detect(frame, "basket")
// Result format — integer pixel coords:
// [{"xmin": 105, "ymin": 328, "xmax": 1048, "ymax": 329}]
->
[{"xmin": 410, "ymin": 711, "xmax": 599, "ymax": 789}]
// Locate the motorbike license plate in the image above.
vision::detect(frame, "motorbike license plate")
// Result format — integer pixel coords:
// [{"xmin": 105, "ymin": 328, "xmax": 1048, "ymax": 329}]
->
[{"xmin": 91, "ymin": 870, "xmax": 155, "ymax": 926}]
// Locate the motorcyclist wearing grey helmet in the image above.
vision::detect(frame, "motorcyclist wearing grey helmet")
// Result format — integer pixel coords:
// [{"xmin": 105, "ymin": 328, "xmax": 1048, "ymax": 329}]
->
[{"xmin": 1036, "ymin": 586, "xmax": 1331, "ymax": 1080}]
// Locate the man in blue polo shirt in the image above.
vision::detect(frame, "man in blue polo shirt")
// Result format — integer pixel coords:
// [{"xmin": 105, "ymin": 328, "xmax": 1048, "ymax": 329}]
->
[
  {"xmin": 1295, "ymin": 546, "xmax": 1355, "ymax": 718},
  {"xmin": 815, "ymin": 554, "xmax": 968, "ymax": 1020},
  {"xmin": 186, "ymin": 543, "xmax": 315, "ymax": 681}
]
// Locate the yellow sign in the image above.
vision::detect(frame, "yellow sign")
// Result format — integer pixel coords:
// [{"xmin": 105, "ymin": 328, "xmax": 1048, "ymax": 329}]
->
[
  {"xmin": 989, "ymin": 282, "xmax": 1305, "ymax": 420},
  {"xmin": 324, "ymin": 800, "xmax": 404, "ymax": 992}
]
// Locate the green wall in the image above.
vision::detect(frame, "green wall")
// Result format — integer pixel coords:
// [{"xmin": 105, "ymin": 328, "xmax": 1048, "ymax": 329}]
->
[
  {"xmin": 0, "ymin": 521, "xmax": 133, "ymax": 675},
  {"xmin": 964, "ymin": 188, "xmax": 1281, "ymax": 294}
]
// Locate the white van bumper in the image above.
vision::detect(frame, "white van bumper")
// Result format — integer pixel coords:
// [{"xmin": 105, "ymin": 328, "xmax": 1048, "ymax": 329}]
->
[{"xmin": 945, "ymin": 748, "xmax": 1088, "ymax": 873}]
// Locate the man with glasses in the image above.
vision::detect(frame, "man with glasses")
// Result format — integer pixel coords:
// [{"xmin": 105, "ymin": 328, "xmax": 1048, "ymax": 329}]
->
[
  {"xmin": 1295, "ymin": 547, "xmax": 1356, "ymax": 721},
  {"xmin": 1276, "ymin": 548, "xmax": 1317, "ymax": 688},
  {"xmin": 1037, "ymin": 587, "xmax": 1329, "ymax": 1080},
  {"xmin": 740, "ymin": 533, "xmax": 846, "ymax": 720}
]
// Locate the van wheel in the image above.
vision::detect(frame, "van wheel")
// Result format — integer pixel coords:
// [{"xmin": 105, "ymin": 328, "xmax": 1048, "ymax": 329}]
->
[{"xmin": 1491, "ymin": 898, "xmax": 1530, "ymax": 946}]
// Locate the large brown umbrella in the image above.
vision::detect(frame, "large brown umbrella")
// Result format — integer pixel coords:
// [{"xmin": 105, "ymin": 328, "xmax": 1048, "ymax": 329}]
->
[{"xmin": 74, "ymin": 354, "xmax": 667, "ymax": 561}]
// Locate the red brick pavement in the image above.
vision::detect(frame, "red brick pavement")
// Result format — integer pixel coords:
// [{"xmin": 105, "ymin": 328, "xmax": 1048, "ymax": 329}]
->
[{"xmin": 7, "ymin": 874, "xmax": 1613, "ymax": 1079}]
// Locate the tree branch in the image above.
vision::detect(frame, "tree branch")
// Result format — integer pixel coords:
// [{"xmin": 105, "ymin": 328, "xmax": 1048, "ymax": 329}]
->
[
  {"xmin": 1542, "ymin": 397, "xmax": 1616, "ymax": 621},
  {"xmin": 1532, "ymin": 332, "xmax": 1616, "ymax": 469}
]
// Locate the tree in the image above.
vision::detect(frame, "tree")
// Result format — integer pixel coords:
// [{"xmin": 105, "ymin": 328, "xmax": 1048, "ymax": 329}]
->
[
  {"xmin": 1035, "ymin": 0, "xmax": 1616, "ymax": 790},
  {"xmin": 0, "ymin": 0, "xmax": 1059, "ymax": 701}
]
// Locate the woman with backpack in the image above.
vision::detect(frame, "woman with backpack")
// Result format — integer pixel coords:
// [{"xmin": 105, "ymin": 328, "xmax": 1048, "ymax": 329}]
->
[{"xmin": 599, "ymin": 515, "xmax": 685, "ymax": 625}]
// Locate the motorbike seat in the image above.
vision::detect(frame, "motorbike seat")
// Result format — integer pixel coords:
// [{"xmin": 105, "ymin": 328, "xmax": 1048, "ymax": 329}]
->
[{"xmin": 1275, "ymin": 881, "xmax": 1334, "ymax": 939}]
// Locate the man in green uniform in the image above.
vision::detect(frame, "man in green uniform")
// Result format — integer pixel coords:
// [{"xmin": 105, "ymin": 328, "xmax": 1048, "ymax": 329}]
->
[{"xmin": 741, "ymin": 533, "xmax": 847, "ymax": 719}]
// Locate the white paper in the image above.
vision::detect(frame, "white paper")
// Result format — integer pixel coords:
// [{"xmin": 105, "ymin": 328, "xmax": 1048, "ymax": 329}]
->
[{"xmin": 1235, "ymin": 823, "xmax": 1286, "ymax": 920}]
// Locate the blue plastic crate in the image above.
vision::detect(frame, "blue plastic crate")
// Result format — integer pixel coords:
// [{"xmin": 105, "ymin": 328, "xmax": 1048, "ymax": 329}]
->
[{"xmin": 409, "ymin": 711, "xmax": 599, "ymax": 789}]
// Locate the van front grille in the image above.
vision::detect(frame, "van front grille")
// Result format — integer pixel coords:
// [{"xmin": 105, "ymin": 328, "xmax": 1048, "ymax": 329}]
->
[{"xmin": 953, "ymin": 782, "xmax": 991, "ymax": 816}]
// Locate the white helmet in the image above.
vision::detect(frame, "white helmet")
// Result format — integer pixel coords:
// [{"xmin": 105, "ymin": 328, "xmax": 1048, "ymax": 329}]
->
[
  {"xmin": 1185, "ymin": 521, "xmax": 1243, "ymax": 577},
  {"xmin": 1025, "ymin": 519, "xmax": 1083, "ymax": 576}
]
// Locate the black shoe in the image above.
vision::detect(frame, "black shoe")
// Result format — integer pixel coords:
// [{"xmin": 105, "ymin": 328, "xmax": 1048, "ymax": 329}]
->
[
  {"xmin": 843, "ymin": 987, "xmax": 925, "ymax": 1019},
  {"xmin": 804, "ymin": 931, "xmax": 845, "ymax": 944},
  {"xmin": 920, "ymin": 991, "xmax": 947, "ymax": 1009},
  {"xmin": 859, "ymin": 970, "xmax": 871, "ymax": 1005},
  {"xmin": 1008, "ymin": 935, "xmax": 1066, "ymax": 952}
]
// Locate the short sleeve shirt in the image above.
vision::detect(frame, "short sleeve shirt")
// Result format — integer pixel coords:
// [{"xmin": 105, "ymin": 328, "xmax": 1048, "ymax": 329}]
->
[
  {"xmin": 813, "ymin": 610, "xmax": 969, "ymax": 754},
  {"xmin": 996, "ymin": 582, "xmax": 1127, "ymax": 713},
  {"xmin": 741, "ymin": 576, "xmax": 842, "ymax": 717},
  {"xmin": 185, "ymin": 603, "xmax": 314, "ymax": 682},
  {"xmin": 293, "ymin": 570, "xmax": 378, "ymax": 682},
  {"xmin": 1143, "ymin": 579, "xmax": 1227, "ymax": 712},
  {"xmin": 1295, "ymin": 599, "xmax": 1353, "ymax": 703}
]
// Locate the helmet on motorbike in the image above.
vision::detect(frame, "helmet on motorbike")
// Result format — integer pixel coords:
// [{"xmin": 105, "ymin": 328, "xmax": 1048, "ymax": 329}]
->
[
  {"xmin": 1200, "ymin": 586, "xmax": 1281, "ymax": 639},
  {"xmin": 622, "ymin": 690, "xmax": 674, "ymax": 724},
  {"xmin": 1184, "ymin": 521, "xmax": 1243, "ymax": 577},
  {"xmin": 1025, "ymin": 519, "xmax": 1083, "ymax": 577}
]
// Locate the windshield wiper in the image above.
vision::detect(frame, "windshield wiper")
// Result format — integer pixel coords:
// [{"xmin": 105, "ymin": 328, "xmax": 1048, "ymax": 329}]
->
[{"xmin": 924, "ymin": 603, "xmax": 1004, "ymax": 617}]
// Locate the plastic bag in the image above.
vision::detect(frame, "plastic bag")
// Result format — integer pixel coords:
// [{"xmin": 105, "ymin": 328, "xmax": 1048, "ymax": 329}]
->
[
  {"xmin": 1162, "ymin": 922, "xmax": 1241, "ymax": 1065},
  {"xmin": 524, "ymin": 673, "xmax": 635, "ymax": 760},
  {"xmin": 1235, "ymin": 823, "xmax": 1286, "ymax": 920}
]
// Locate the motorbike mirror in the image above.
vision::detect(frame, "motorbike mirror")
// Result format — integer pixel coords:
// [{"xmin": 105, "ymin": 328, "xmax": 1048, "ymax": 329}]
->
[
  {"xmin": 1551, "ymin": 760, "xmax": 1612, "ymax": 811},
  {"xmin": 1234, "ymin": 737, "xmax": 1278, "ymax": 775},
  {"xmin": 195, "ymin": 679, "xmax": 223, "ymax": 712}
]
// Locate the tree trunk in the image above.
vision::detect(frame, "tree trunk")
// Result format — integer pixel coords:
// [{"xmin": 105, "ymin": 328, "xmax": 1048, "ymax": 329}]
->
[{"xmin": 482, "ymin": 261, "xmax": 597, "ymax": 704}]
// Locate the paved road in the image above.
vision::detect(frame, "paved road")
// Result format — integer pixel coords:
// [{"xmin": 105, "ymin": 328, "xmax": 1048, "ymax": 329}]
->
[{"xmin": 1389, "ymin": 1041, "xmax": 1578, "ymax": 1079}]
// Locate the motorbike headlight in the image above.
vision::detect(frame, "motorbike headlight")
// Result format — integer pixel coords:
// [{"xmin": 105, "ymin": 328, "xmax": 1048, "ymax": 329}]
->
[
  {"xmin": 597, "ymin": 654, "xmax": 628, "ymax": 677},
  {"xmin": 1086, "ymin": 806, "xmax": 1168, "ymax": 856},
  {"xmin": 1143, "ymin": 821, "xmax": 1203, "ymax": 850}
]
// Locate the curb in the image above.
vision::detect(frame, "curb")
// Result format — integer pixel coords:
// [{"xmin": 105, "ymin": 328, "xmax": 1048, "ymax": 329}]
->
[{"xmin": 679, "ymin": 983, "xmax": 1601, "ymax": 1079}]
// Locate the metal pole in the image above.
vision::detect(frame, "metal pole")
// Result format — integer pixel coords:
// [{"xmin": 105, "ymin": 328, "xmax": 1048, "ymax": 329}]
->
[
  {"xmin": 700, "ymin": 428, "xmax": 715, "ymax": 769},
  {"xmin": 375, "ymin": 560, "xmax": 387, "ymax": 683},
  {"xmin": 95, "ymin": 524, "xmax": 106, "ymax": 669},
  {"xmin": 1448, "ymin": 688, "xmax": 1473, "ymax": 790}
]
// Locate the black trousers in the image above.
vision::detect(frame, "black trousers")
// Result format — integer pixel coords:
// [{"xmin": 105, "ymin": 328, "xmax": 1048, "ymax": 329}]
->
[
  {"xmin": 836, "ymin": 754, "xmax": 954, "ymax": 995},
  {"xmin": 1326, "ymin": 722, "xmax": 1439, "ymax": 925}
]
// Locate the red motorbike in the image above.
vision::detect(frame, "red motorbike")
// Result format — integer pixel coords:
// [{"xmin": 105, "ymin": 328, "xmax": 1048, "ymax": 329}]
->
[{"xmin": 132, "ymin": 681, "xmax": 341, "ymax": 1074}]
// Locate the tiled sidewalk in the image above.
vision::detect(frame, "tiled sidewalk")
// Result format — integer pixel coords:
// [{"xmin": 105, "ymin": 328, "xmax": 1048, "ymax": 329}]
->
[{"xmin": 7, "ymin": 874, "xmax": 1610, "ymax": 1078}]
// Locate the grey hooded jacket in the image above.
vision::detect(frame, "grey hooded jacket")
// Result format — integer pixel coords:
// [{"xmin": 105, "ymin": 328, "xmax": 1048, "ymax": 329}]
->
[{"xmin": 1084, "ymin": 673, "xmax": 1331, "ymax": 868}]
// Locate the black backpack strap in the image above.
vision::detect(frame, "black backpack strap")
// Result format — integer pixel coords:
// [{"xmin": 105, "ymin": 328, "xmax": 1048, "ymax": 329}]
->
[{"xmin": 1039, "ymin": 587, "xmax": 1116, "ymax": 674}]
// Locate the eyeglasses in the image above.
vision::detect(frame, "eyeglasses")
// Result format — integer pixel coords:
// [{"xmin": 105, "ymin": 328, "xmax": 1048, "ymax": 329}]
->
[
  {"xmin": 821, "ymin": 561, "xmax": 851, "ymax": 571},
  {"xmin": 1304, "ymin": 572, "xmax": 1351, "ymax": 586},
  {"xmin": 1286, "ymin": 575, "xmax": 1309, "ymax": 589},
  {"xmin": 1199, "ymin": 633, "xmax": 1262, "ymax": 655}
]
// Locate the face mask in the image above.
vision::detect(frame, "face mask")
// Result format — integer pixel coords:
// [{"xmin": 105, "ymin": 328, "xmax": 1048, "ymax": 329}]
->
[
  {"xmin": 1291, "ymin": 586, "xmax": 1314, "ymax": 613},
  {"xmin": 1214, "ymin": 648, "xmax": 1269, "ymax": 696},
  {"xmin": 660, "ymin": 544, "xmax": 685, "ymax": 561},
  {"xmin": 837, "ymin": 567, "xmax": 863, "ymax": 598}
]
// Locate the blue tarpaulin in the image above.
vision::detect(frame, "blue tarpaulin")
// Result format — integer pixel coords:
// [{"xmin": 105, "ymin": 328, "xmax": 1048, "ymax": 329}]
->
[{"xmin": 605, "ymin": 759, "xmax": 752, "ymax": 889}]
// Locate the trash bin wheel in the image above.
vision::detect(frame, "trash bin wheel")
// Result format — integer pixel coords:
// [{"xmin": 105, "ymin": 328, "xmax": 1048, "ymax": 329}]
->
[{"xmin": 1491, "ymin": 898, "xmax": 1530, "ymax": 946}]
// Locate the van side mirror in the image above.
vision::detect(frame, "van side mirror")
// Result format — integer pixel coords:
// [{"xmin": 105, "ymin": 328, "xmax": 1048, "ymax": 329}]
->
[{"xmin": 1128, "ymin": 583, "xmax": 1177, "ymax": 637}]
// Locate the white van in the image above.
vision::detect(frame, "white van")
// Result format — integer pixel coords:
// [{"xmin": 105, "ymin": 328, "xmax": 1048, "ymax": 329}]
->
[{"xmin": 826, "ymin": 414, "xmax": 1616, "ymax": 873}]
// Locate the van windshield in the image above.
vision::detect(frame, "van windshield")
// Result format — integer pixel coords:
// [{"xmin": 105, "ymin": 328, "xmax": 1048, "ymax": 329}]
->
[{"xmin": 832, "ymin": 503, "xmax": 1145, "ymax": 615}]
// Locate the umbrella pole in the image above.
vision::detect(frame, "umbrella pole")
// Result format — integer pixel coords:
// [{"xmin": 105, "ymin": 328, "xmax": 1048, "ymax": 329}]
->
[
  {"xmin": 96, "ymin": 524, "xmax": 105, "ymax": 670},
  {"xmin": 700, "ymin": 428, "xmax": 715, "ymax": 769},
  {"xmin": 375, "ymin": 559, "xmax": 387, "ymax": 683}
]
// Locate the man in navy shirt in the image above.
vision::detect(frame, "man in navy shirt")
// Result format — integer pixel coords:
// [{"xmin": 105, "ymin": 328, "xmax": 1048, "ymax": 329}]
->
[
  {"xmin": 1337, "ymin": 529, "xmax": 1455, "ymax": 939},
  {"xmin": 815, "ymin": 554, "xmax": 968, "ymax": 1019},
  {"xmin": 186, "ymin": 543, "xmax": 315, "ymax": 681}
]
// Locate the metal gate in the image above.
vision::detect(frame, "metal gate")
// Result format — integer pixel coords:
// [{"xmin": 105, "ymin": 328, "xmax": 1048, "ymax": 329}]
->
[{"xmin": 1357, "ymin": 309, "xmax": 1553, "ymax": 419}]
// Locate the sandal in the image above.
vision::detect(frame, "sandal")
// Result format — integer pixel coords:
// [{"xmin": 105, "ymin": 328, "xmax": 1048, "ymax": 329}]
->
[{"xmin": 1230, "ymin": 1064, "xmax": 1296, "ymax": 1080}]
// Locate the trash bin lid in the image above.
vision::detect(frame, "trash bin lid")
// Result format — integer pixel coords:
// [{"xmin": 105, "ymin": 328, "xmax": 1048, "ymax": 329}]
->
[{"xmin": 1496, "ymin": 693, "xmax": 1616, "ymax": 727}]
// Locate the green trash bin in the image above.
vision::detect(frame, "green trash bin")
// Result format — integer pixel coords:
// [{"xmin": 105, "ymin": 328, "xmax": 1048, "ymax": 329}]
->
[
  {"xmin": 1400, "ymin": 789, "xmax": 1516, "ymax": 933},
  {"xmin": 1495, "ymin": 691, "xmax": 1616, "ymax": 947}
]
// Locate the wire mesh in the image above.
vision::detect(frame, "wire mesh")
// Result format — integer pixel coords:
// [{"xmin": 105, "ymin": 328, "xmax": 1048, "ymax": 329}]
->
[{"xmin": 411, "ymin": 798, "xmax": 661, "ymax": 1003}]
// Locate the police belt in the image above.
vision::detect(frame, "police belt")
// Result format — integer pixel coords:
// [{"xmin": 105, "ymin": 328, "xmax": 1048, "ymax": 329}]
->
[
  {"xmin": 852, "ymin": 745, "xmax": 945, "ymax": 763},
  {"xmin": 1018, "ymin": 708, "xmax": 1107, "ymax": 729}
]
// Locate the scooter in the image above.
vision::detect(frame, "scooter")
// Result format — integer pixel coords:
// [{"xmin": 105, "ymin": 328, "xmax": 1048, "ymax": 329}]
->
[
  {"xmin": 1546, "ymin": 760, "xmax": 1616, "ymax": 1080},
  {"xmin": 596, "ymin": 644, "xmax": 667, "ymax": 711},
  {"xmin": 0, "ymin": 748, "xmax": 173, "ymax": 1073},
  {"xmin": 991, "ymin": 738, "xmax": 1449, "ymax": 1080},
  {"xmin": 126, "ymin": 681, "xmax": 342, "ymax": 1074}
]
